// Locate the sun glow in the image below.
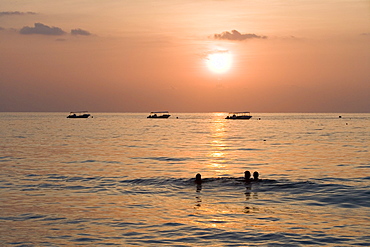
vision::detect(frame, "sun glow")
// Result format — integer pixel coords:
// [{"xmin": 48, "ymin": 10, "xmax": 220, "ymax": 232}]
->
[{"xmin": 206, "ymin": 51, "xmax": 232, "ymax": 73}]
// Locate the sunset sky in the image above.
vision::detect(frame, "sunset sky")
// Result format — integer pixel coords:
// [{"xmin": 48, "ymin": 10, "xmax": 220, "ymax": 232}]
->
[{"xmin": 1, "ymin": 0, "xmax": 369, "ymax": 113}]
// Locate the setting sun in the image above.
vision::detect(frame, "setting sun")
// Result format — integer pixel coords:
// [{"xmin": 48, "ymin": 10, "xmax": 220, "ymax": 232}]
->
[{"xmin": 206, "ymin": 52, "xmax": 232, "ymax": 73}]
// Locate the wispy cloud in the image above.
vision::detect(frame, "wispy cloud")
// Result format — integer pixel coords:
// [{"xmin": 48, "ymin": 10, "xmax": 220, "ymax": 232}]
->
[
  {"xmin": 0, "ymin": 11, "xmax": 36, "ymax": 17},
  {"xmin": 71, "ymin": 28, "xmax": 91, "ymax": 36},
  {"xmin": 19, "ymin": 23, "xmax": 65, "ymax": 35},
  {"xmin": 214, "ymin": 30, "xmax": 267, "ymax": 41},
  {"xmin": 205, "ymin": 49, "xmax": 229, "ymax": 55}
]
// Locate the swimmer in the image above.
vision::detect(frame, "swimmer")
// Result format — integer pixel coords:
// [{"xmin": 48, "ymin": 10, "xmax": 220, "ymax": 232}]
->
[
  {"xmin": 244, "ymin": 170, "xmax": 252, "ymax": 181},
  {"xmin": 253, "ymin": 171, "xmax": 260, "ymax": 181},
  {"xmin": 195, "ymin": 173, "xmax": 202, "ymax": 184}
]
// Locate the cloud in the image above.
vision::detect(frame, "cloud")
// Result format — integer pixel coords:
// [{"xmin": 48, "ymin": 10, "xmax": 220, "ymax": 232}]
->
[
  {"xmin": 0, "ymin": 11, "xmax": 36, "ymax": 16},
  {"xmin": 214, "ymin": 30, "xmax": 267, "ymax": 41},
  {"xmin": 206, "ymin": 49, "xmax": 229, "ymax": 55},
  {"xmin": 19, "ymin": 23, "xmax": 65, "ymax": 35},
  {"xmin": 71, "ymin": 28, "xmax": 91, "ymax": 36}
]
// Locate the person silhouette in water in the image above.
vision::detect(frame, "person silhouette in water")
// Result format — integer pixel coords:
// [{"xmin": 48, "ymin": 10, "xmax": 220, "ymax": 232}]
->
[
  {"xmin": 244, "ymin": 171, "xmax": 252, "ymax": 182},
  {"xmin": 195, "ymin": 173, "xmax": 202, "ymax": 192},
  {"xmin": 253, "ymin": 171, "xmax": 260, "ymax": 181},
  {"xmin": 195, "ymin": 173, "xmax": 202, "ymax": 184}
]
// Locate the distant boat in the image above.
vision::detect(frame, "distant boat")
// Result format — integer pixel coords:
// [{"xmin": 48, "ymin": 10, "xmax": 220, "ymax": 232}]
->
[
  {"xmin": 147, "ymin": 111, "xmax": 171, "ymax": 118},
  {"xmin": 67, "ymin": 111, "xmax": 91, "ymax": 118},
  {"xmin": 225, "ymin": 112, "xmax": 252, "ymax": 120}
]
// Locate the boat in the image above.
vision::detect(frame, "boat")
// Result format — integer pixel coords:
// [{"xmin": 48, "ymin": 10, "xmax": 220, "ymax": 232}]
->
[
  {"xmin": 225, "ymin": 112, "xmax": 252, "ymax": 120},
  {"xmin": 147, "ymin": 111, "xmax": 171, "ymax": 118},
  {"xmin": 67, "ymin": 111, "xmax": 91, "ymax": 118}
]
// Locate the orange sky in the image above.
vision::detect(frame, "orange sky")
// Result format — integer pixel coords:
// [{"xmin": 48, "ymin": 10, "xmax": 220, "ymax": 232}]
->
[{"xmin": 0, "ymin": 0, "xmax": 369, "ymax": 112}]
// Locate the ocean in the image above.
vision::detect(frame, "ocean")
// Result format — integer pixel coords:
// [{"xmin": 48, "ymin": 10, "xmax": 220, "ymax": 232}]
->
[{"xmin": 0, "ymin": 112, "xmax": 369, "ymax": 246}]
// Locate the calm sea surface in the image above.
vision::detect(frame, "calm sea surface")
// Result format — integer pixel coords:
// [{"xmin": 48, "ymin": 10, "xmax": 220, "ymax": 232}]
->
[{"xmin": 0, "ymin": 113, "xmax": 369, "ymax": 246}]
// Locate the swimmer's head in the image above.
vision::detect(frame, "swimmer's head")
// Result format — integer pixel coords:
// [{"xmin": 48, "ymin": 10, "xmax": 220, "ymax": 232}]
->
[
  {"xmin": 253, "ymin": 171, "xmax": 259, "ymax": 180},
  {"xmin": 244, "ymin": 171, "xmax": 251, "ymax": 180},
  {"xmin": 195, "ymin": 173, "xmax": 202, "ymax": 183}
]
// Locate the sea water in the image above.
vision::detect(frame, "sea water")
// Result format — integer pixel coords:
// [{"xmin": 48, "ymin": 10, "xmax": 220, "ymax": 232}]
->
[{"xmin": 0, "ymin": 112, "xmax": 369, "ymax": 246}]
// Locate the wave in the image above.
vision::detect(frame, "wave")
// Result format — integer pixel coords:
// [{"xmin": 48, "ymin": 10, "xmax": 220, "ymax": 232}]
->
[
  {"xmin": 13, "ymin": 174, "xmax": 352, "ymax": 191},
  {"xmin": 132, "ymin": 157, "xmax": 192, "ymax": 162},
  {"xmin": 5, "ymin": 174, "xmax": 368, "ymax": 209}
]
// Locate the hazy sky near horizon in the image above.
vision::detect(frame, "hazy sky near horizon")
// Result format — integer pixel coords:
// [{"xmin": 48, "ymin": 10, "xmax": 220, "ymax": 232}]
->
[{"xmin": 1, "ymin": 0, "xmax": 369, "ymax": 112}]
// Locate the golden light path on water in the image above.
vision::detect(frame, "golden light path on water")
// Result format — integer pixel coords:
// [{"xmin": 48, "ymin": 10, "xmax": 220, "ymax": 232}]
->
[{"xmin": 208, "ymin": 113, "xmax": 228, "ymax": 174}]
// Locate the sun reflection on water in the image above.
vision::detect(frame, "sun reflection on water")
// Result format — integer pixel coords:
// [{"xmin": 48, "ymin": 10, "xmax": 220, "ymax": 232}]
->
[{"xmin": 207, "ymin": 114, "xmax": 230, "ymax": 175}]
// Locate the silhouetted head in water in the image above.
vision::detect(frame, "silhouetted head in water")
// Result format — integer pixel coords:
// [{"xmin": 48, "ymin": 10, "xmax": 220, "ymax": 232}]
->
[
  {"xmin": 253, "ymin": 171, "xmax": 259, "ymax": 180},
  {"xmin": 244, "ymin": 171, "xmax": 251, "ymax": 181},
  {"xmin": 195, "ymin": 173, "xmax": 202, "ymax": 184}
]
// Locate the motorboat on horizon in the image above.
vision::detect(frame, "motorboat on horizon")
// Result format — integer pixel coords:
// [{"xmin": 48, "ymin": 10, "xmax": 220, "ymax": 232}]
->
[
  {"xmin": 147, "ymin": 111, "xmax": 171, "ymax": 118},
  {"xmin": 225, "ymin": 112, "xmax": 252, "ymax": 120},
  {"xmin": 67, "ymin": 111, "xmax": 91, "ymax": 118}
]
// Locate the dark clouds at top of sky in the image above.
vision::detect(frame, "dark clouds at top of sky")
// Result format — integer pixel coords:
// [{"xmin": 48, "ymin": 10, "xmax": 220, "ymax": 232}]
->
[
  {"xmin": 214, "ymin": 30, "xmax": 267, "ymax": 41},
  {"xmin": 19, "ymin": 23, "xmax": 91, "ymax": 36},
  {"xmin": 20, "ymin": 23, "xmax": 65, "ymax": 35},
  {"xmin": 71, "ymin": 28, "xmax": 91, "ymax": 36},
  {"xmin": 0, "ymin": 11, "xmax": 37, "ymax": 16},
  {"xmin": 1, "ymin": 11, "xmax": 92, "ymax": 36}
]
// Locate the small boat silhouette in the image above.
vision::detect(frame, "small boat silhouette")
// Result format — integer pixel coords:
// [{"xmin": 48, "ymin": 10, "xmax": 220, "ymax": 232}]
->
[
  {"xmin": 225, "ymin": 112, "xmax": 252, "ymax": 120},
  {"xmin": 147, "ymin": 111, "xmax": 171, "ymax": 118},
  {"xmin": 67, "ymin": 111, "xmax": 91, "ymax": 118}
]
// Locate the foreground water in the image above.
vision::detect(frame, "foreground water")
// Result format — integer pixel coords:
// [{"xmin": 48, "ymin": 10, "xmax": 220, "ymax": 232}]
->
[{"xmin": 0, "ymin": 112, "xmax": 369, "ymax": 246}]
